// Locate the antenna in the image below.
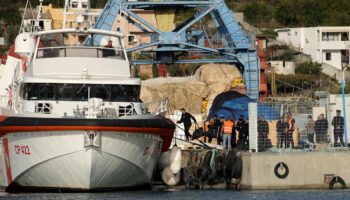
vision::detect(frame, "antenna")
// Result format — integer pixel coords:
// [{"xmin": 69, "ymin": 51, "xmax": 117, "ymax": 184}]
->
[
  {"xmin": 35, "ymin": 0, "xmax": 44, "ymax": 30},
  {"xmin": 63, "ymin": 0, "xmax": 95, "ymax": 29}
]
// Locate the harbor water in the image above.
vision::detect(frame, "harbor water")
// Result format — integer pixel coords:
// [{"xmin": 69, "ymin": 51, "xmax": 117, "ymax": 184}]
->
[{"xmin": 1, "ymin": 189, "xmax": 350, "ymax": 200}]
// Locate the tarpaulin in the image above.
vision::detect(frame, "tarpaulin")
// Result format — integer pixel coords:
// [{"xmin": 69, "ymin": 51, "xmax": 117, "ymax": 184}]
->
[{"xmin": 207, "ymin": 91, "xmax": 280, "ymax": 121}]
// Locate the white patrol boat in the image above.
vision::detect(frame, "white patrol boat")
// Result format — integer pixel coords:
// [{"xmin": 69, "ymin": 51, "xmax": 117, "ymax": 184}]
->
[{"xmin": 0, "ymin": 0, "xmax": 174, "ymax": 191}]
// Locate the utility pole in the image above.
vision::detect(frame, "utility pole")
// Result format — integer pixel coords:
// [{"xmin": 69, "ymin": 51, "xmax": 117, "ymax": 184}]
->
[
  {"xmin": 342, "ymin": 41, "xmax": 350, "ymax": 147},
  {"xmin": 271, "ymin": 63, "xmax": 277, "ymax": 97}
]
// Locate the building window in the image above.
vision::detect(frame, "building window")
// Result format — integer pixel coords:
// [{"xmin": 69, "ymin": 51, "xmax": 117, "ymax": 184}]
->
[
  {"xmin": 341, "ymin": 32, "xmax": 349, "ymax": 41},
  {"xmin": 326, "ymin": 52, "xmax": 332, "ymax": 61},
  {"xmin": 39, "ymin": 20, "xmax": 44, "ymax": 30},
  {"xmin": 82, "ymin": 2, "xmax": 88, "ymax": 8},
  {"xmin": 71, "ymin": 2, "xmax": 78, "ymax": 8},
  {"xmin": 322, "ymin": 32, "xmax": 339, "ymax": 41},
  {"xmin": 128, "ymin": 35, "xmax": 136, "ymax": 44}
]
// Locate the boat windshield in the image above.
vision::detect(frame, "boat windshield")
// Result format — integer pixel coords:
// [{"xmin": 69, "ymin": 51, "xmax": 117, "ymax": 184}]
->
[
  {"xmin": 21, "ymin": 83, "xmax": 140, "ymax": 102},
  {"xmin": 36, "ymin": 33, "xmax": 125, "ymax": 60}
]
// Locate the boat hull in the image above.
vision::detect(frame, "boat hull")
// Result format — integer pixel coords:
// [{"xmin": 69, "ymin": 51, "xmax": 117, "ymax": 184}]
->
[
  {"xmin": 0, "ymin": 130, "xmax": 163, "ymax": 191},
  {"xmin": 0, "ymin": 115, "xmax": 175, "ymax": 191}
]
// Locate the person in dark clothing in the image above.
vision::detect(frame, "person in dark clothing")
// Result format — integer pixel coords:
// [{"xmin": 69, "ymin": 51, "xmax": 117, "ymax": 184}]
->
[
  {"xmin": 230, "ymin": 117, "xmax": 237, "ymax": 148},
  {"xmin": 332, "ymin": 110, "xmax": 344, "ymax": 147},
  {"xmin": 236, "ymin": 115, "xmax": 248, "ymax": 150},
  {"xmin": 315, "ymin": 114, "xmax": 328, "ymax": 143},
  {"xmin": 287, "ymin": 113, "xmax": 296, "ymax": 148},
  {"xmin": 257, "ymin": 115, "xmax": 269, "ymax": 151},
  {"xmin": 207, "ymin": 115, "xmax": 221, "ymax": 143},
  {"xmin": 244, "ymin": 120, "xmax": 249, "ymax": 150},
  {"xmin": 177, "ymin": 108, "xmax": 197, "ymax": 141},
  {"xmin": 203, "ymin": 120, "xmax": 211, "ymax": 143},
  {"xmin": 276, "ymin": 115, "xmax": 287, "ymax": 148},
  {"xmin": 102, "ymin": 40, "xmax": 115, "ymax": 57},
  {"xmin": 218, "ymin": 116, "xmax": 225, "ymax": 145},
  {"xmin": 305, "ymin": 115, "xmax": 315, "ymax": 144}
]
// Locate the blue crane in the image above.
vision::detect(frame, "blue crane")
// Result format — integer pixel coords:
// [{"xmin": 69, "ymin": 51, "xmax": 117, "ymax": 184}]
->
[{"xmin": 93, "ymin": 0, "xmax": 260, "ymax": 100}]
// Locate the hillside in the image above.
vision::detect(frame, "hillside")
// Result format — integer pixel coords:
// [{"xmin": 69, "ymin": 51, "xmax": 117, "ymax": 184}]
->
[{"xmin": 227, "ymin": 0, "xmax": 350, "ymax": 28}]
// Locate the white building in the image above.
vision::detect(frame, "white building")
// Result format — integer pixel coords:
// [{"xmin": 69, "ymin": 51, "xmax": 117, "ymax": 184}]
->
[
  {"xmin": 268, "ymin": 61, "xmax": 295, "ymax": 75},
  {"xmin": 275, "ymin": 27, "xmax": 350, "ymax": 73}
]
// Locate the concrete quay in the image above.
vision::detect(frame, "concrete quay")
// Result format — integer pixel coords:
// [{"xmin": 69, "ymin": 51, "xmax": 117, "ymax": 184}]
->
[{"xmin": 240, "ymin": 151, "xmax": 350, "ymax": 190}]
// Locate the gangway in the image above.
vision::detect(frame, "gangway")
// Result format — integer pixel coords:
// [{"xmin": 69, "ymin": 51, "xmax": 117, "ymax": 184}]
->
[{"xmin": 93, "ymin": 0, "xmax": 260, "ymax": 100}]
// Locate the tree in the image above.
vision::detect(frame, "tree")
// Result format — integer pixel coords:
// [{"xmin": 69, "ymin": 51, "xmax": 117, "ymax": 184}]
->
[
  {"xmin": 242, "ymin": 1, "xmax": 272, "ymax": 27},
  {"xmin": 295, "ymin": 62, "xmax": 322, "ymax": 75},
  {"xmin": 152, "ymin": 63, "xmax": 159, "ymax": 78}
]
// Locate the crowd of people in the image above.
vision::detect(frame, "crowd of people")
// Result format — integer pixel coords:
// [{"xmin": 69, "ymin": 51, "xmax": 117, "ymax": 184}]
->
[
  {"xmin": 201, "ymin": 114, "xmax": 249, "ymax": 150},
  {"xmin": 177, "ymin": 108, "xmax": 346, "ymax": 151},
  {"xmin": 270, "ymin": 110, "xmax": 345, "ymax": 150}
]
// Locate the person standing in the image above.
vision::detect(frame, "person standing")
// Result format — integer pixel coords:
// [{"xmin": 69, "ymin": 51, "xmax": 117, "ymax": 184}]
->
[
  {"xmin": 236, "ymin": 115, "xmax": 247, "ymax": 149},
  {"xmin": 319, "ymin": 114, "xmax": 329, "ymax": 143},
  {"xmin": 203, "ymin": 120, "xmax": 211, "ymax": 143},
  {"xmin": 222, "ymin": 117, "xmax": 234, "ymax": 149},
  {"xmin": 102, "ymin": 40, "xmax": 115, "ymax": 57},
  {"xmin": 332, "ymin": 110, "xmax": 345, "ymax": 147},
  {"xmin": 177, "ymin": 108, "xmax": 197, "ymax": 141},
  {"xmin": 315, "ymin": 115, "xmax": 322, "ymax": 143},
  {"xmin": 257, "ymin": 115, "xmax": 269, "ymax": 151},
  {"xmin": 287, "ymin": 113, "xmax": 296, "ymax": 148},
  {"xmin": 305, "ymin": 115, "xmax": 315, "ymax": 144},
  {"xmin": 208, "ymin": 115, "xmax": 221, "ymax": 143},
  {"xmin": 315, "ymin": 114, "xmax": 328, "ymax": 143},
  {"xmin": 218, "ymin": 116, "xmax": 225, "ymax": 145},
  {"xmin": 276, "ymin": 115, "xmax": 285, "ymax": 148},
  {"xmin": 244, "ymin": 119, "xmax": 249, "ymax": 150}
]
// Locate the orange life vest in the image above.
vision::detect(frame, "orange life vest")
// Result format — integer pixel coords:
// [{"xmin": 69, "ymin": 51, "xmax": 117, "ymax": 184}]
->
[{"xmin": 223, "ymin": 120, "xmax": 234, "ymax": 134}]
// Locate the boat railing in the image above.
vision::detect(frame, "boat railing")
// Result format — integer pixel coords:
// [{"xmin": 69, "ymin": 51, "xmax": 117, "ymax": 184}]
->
[
  {"xmin": 72, "ymin": 102, "xmax": 138, "ymax": 119},
  {"xmin": 0, "ymin": 95, "xmax": 12, "ymax": 110},
  {"xmin": 36, "ymin": 46, "xmax": 125, "ymax": 60}
]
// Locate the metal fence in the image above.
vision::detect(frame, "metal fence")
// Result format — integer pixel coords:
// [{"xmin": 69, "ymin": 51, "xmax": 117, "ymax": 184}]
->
[{"xmin": 249, "ymin": 97, "xmax": 349, "ymax": 152}]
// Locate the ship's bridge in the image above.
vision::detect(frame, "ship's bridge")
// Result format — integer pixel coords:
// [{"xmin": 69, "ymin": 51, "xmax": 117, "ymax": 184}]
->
[{"xmin": 30, "ymin": 29, "xmax": 130, "ymax": 78}]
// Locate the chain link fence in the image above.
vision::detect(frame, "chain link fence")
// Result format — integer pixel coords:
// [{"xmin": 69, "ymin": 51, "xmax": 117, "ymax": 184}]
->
[{"xmin": 249, "ymin": 95, "xmax": 350, "ymax": 152}]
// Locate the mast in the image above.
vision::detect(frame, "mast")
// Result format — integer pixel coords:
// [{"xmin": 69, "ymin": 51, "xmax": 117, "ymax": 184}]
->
[
  {"xmin": 63, "ymin": 0, "xmax": 96, "ymax": 29},
  {"xmin": 35, "ymin": 0, "xmax": 44, "ymax": 30},
  {"xmin": 19, "ymin": 0, "xmax": 43, "ymax": 33}
]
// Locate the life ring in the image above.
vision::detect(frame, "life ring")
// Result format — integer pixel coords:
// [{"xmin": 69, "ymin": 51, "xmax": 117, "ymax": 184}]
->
[
  {"xmin": 274, "ymin": 162, "xmax": 289, "ymax": 179},
  {"xmin": 21, "ymin": 57, "xmax": 27, "ymax": 72},
  {"xmin": 329, "ymin": 176, "xmax": 346, "ymax": 190}
]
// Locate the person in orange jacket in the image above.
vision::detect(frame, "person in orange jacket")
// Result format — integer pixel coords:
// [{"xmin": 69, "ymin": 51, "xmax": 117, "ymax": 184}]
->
[{"xmin": 222, "ymin": 117, "xmax": 234, "ymax": 149}]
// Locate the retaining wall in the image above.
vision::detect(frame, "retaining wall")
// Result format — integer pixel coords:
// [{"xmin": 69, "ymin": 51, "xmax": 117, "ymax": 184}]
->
[{"xmin": 241, "ymin": 151, "xmax": 350, "ymax": 190}]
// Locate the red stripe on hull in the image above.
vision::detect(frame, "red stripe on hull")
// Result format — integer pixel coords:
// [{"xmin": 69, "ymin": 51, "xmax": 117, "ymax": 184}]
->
[
  {"xmin": 0, "ymin": 116, "xmax": 7, "ymax": 122},
  {"xmin": 2, "ymin": 138, "xmax": 12, "ymax": 184}
]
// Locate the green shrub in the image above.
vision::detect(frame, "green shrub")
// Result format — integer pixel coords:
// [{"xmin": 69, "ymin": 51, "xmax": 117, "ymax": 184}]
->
[
  {"xmin": 295, "ymin": 62, "xmax": 322, "ymax": 75},
  {"xmin": 152, "ymin": 63, "xmax": 159, "ymax": 78}
]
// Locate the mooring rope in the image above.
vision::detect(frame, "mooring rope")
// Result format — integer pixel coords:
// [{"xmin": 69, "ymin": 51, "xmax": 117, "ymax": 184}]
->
[{"xmin": 210, "ymin": 148, "xmax": 217, "ymax": 175}]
